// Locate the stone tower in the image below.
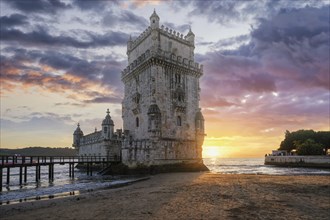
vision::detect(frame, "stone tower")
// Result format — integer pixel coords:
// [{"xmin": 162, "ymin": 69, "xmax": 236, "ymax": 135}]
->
[{"xmin": 121, "ymin": 10, "xmax": 205, "ymax": 167}]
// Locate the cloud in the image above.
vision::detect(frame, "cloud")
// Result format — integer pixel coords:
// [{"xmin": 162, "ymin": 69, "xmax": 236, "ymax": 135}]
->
[
  {"xmin": 200, "ymin": 5, "xmax": 329, "ymax": 98},
  {"xmin": 212, "ymin": 35, "xmax": 250, "ymax": 50},
  {"xmin": 199, "ymin": 5, "xmax": 329, "ymax": 135},
  {"xmin": 1, "ymin": 27, "xmax": 129, "ymax": 48},
  {"xmin": 173, "ymin": 0, "xmax": 329, "ymax": 25},
  {"xmin": 102, "ymin": 10, "xmax": 148, "ymax": 28},
  {"xmin": 0, "ymin": 48, "xmax": 124, "ymax": 104},
  {"xmin": 83, "ymin": 96, "xmax": 122, "ymax": 104},
  {"xmin": 0, "ymin": 14, "xmax": 28, "ymax": 28},
  {"xmin": 4, "ymin": 0, "xmax": 71, "ymax": 14}
]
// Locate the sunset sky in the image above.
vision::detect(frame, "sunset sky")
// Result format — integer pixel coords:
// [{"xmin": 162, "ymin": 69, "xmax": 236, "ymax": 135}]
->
[{"xmin": 1, "ymin": 0, "xmax": 329, "ymax": 158}]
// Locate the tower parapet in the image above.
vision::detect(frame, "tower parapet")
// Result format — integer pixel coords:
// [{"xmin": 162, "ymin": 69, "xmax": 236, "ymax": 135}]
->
[{"xmin": 122, "ymin": 48, "xmax": 203, "ymax": 81}]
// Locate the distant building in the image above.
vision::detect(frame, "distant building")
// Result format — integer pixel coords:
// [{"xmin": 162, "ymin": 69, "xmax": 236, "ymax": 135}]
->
[{"xmin": 73, "ymin": 10, "xmax": 205, "ymax": 168}]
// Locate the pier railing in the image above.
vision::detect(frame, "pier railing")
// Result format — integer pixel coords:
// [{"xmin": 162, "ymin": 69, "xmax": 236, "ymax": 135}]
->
[
  {"xmin": 0, "ymin": 155, "xmax": 121, "ymax": 192},
  {"xmin": 0, "ymin": 155, "xmax": 120, "ymax": 167}
]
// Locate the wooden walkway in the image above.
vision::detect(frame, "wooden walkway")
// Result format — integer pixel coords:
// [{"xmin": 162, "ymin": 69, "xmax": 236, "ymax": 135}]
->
[{"xmin": 0, "ymin": 156, "xmax": 120, "ymax": 192}]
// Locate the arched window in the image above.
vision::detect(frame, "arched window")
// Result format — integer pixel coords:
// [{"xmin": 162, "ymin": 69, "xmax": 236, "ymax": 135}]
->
[
  {"xmin": 136, "ymin": 117, "xmax": 139, "ymax": 127},
  {"xmin": 177, "ymin": 116, "xmax": 181, "ymax": 126}
]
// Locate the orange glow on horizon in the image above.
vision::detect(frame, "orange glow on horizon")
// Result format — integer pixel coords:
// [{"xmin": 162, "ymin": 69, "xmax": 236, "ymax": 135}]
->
[{"xmin": 203, "ymin": 146, "xmax": 227, "ymax": 158}]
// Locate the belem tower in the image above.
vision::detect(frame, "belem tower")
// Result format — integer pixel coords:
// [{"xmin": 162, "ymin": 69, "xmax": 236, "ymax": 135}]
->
[{"xmin": 73, "ymin": 10, "xmax": 205, "ymax": 168}]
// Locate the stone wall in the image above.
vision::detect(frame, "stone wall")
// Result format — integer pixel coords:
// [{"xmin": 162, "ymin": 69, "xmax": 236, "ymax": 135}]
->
[{"xmin": 265, "ymin": 156, "xmax": 330, "ymax": 168}]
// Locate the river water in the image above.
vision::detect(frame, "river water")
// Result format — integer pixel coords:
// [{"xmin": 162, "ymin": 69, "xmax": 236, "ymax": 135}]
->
[
  {"xmin": 1, "ymin": 158, "xmax": 329, "ymax": 204},
  {"xmin": 203, "ymin": 157, "xmax": 330, "ymax": 175}
]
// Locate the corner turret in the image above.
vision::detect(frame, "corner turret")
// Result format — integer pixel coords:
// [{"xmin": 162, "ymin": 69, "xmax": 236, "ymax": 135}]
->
[
  {"xmin": 195, "ymin": 109, "xmax": 204, "ymax": 133},
  {"xmin": 185, "ymin": 27, "xmax": 195, "ymax": 45},
  {"xmin": 127, "ymin": 35, "xmax": 133, "ymax": 55},
  {"xmin": 150, "ymin": 9, "xmax": 159, "ymax": 29},
  {"xmin": 102, "ymin": 109, "xmax": 114, "ymax": 140},
  {"xmin": 73, "ymin": 123, "xmax": 84, "ymax": 150}
]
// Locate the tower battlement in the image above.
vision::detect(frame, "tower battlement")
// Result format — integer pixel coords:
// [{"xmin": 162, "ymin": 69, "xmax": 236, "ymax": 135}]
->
[
  {"xmin": 128, "ymin": 25, "xmax": 194, "ymax": 55},
  {"xmin": 122, "ymin": 47, "xmax": 203, "ymax": 80}
]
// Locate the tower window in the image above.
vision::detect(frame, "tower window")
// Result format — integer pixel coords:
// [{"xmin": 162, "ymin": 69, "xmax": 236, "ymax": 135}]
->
[
  {"xmin": 136, "ymin": 117, "xmax": 139, "ymax": 127},
  {"xmin": 153, "ymin": 20, "xmax": 155, "ymax": 23},
  {"xmin": 177, "ymin": 116, "xmax": 181, "ymax": 126},
  {"xmin": 104, "ymin": 127, "xmax": 107, "ymax": 133}
]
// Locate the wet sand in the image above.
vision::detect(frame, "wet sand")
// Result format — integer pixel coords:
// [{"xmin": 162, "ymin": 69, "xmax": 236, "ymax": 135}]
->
[{"xmin": 1, "ymin": 172, "xmax": 330, "ymax": 220}]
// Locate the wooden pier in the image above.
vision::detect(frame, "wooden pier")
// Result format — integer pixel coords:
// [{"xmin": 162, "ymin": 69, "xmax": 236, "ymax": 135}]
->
[{"xmin": 0, "ymin": 155, "xmax": 120, "ymax": 192}]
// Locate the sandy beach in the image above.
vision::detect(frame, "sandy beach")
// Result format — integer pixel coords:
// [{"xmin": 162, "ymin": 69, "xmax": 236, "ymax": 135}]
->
[{"xmin": 1, "ymin": 172, "xmax": 330, "ymax": 220}]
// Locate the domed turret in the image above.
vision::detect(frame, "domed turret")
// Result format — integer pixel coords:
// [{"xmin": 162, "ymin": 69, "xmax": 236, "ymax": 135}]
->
[
  {"xmin": 102, "ymin": 109, "xmax": 114, "ymax": 126},
  {"xmin": 102, "ymin": 109, "xmax": 114, "ymax": 139},
  {"xmin": 150, "ymin": 9, "xmax": 160, "ymax": 29},
  {"xmin": 73, "ymin": 123, "xmax": 84, "ymax": 149}
]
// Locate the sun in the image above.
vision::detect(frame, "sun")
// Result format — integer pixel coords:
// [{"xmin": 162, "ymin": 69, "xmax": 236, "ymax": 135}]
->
[{"xmin": 203, "ymin": 146, "xmax": 222, "ymax": 158}]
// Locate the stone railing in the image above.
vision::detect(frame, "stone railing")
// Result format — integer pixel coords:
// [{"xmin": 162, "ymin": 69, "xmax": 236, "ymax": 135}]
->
[
  {"xmin": 159, "ymin": 25, "xmax": 192, "ymax": 45},
  {"xmin": 130, "ymin": 26, "xmax": 152, "ymax": 50},
  {"xmin": 122, "ymin": 48, "xmax": 203, "ymax": 78},
  {"xmin": 81, "ymin": 131, "xmax": 102, "ymax": 145},
  {"xmin": 129, "ymin": 25, "xmax": 192, "ymax": 52}
]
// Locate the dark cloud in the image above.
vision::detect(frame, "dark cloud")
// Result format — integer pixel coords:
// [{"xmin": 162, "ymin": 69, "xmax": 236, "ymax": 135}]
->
[
  {"xmin": 73, "ymin": 0, "xmax": 118, "ymax": 11},
  {"xmin": 1, "ymin": 48, "xmax": 124, "ymax": 104},
  {"xmin": 173, "ymin": 0, "xmax": 328, "ymax": 25},
  {"xmin": 1, "ymin": 27, "xmax": 129, "ymax": 48},
  {"xmin": 84, "ymin": 96, "xmax": 122, "ymax": 104},
  {"xmin": 213, "ymin": 35, "xmax": 250, "ymax": 49},
  {"xmin": 4, "ymin": 0, "xmax": 71, "ymax": 14},
  {"xmin": 0, "ymin": 14, "xmax": 28, "ymax": 28},
  {"xmin": 199, "ymin": 5, "xmax": 329, "ymax": 112}
]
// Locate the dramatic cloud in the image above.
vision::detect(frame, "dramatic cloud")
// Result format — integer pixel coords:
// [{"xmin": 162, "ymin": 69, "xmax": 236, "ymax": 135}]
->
[
  {"xmin": 4, "ymin": 0, "xmax": 71, "ymax": 14},
  {"xmin": 0, "ymin": 48, "xmax": 124, "ymax": 104},
  {"xmin": 0, "ymin": 13, "xmax": 28, "ymax": 28},
  {"xmin": 0, "ymin": 0, "xmax": 328, "ymax": 152},
  {"xmin": 102, "ymin": 10, "xmax": 148, "ymax": 28},
  {"xmin": 1, "ymin": 27, "xmax": 129, "ymax": 48},
  {"xmin": 173, "ymin": 0, "xmax": 328, "ymax": 25},
  {"xmin": 199, "ymin": 5, "xmax": 329, "ymax": 138}
]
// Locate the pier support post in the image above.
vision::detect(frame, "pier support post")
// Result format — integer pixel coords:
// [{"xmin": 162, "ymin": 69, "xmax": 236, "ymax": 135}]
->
[
  {"xmin": 36, "ymin": 166, "xmax": 41, "ymax": 182},
  {"xmin": 0, "ymin": 168, "xmax": 2, "ymax": 192},
  {"xmin": 19, "ymin": 166, "xmax": 23, "ymax": 185},
  {"xmin": 6, "ymin": 167, "xmax": 10, "ymax": 185},
  {"xmin": 38, "ymin": 165, "xmax": 41, "ymax": 181},
  {"xmin": 51, "ymin": 164, "xmax": 54, "ymax": 181},
  {"xmin": 24, "ymin": 166, "xmax": 27, "ymax": 183},
  {"xmin": 49, "ymin": 165, "xmax": 52, "ymax": 181},
  {"xmin": 36, "ymin": 166, "xmax": 38, "ymax": 182}
]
